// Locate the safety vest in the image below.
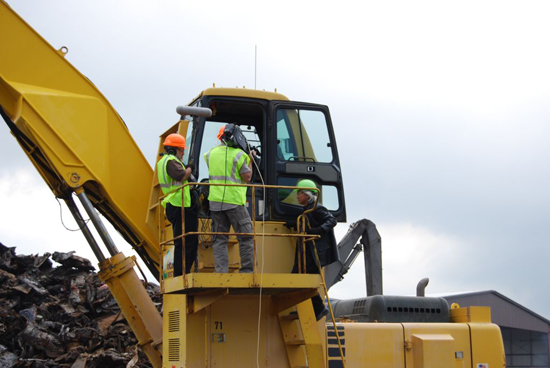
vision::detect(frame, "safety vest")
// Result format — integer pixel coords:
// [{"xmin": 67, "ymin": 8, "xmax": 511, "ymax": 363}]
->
[
  {"xmin": 157, "ymin": 154, "xmax": 191, "ymax": 208},
  {"xmin": 204, "ymin": 145, "xmax": 250, "ymax": 206}
]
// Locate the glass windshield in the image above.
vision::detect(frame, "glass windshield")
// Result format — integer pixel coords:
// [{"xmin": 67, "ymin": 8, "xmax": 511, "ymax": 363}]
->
[
  {"xmin": 181, "ymin": 101, "xmax": 200, "ymax": 167},
  {"xmin": 182, "ymin": 128, "xmax": 193, "ymax": 165},
  {"xmin": 197, "ymin": 121, "xmax": 260, "ymax": 182},
  {"xmin": 276, "ymin": 177, "xmax": 339, "ymax": 210},
  {"xmin": 276, "ymin": 109, "xmax": 333, "ymax": 163}
]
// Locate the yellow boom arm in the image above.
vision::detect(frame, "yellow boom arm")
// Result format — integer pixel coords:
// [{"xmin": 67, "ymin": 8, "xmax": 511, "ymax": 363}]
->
[
  {"xmin": 0, "ymin": 3, "xmax": 164, "ymax": 365},
  {"xmin": 0, "ymin": 1, "xmax": 160, "ymax": 277}
]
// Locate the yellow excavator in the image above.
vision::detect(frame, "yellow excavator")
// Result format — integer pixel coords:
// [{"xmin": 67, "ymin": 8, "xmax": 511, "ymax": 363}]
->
[{"xmin": 0, "ymin": 2, "xmax": 505, "ymax": 367}]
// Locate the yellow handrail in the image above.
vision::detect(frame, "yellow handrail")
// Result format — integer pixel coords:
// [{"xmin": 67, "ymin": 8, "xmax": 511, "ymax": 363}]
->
[{"xmin": 157, "ymin": 182, "xmax": 321, "ymax": 275}]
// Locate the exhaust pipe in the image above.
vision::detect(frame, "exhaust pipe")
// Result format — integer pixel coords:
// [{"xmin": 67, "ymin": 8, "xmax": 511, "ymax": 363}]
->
[{"xmin": 416, "ymin": 278, "xmax": 429, "ymax": 297}]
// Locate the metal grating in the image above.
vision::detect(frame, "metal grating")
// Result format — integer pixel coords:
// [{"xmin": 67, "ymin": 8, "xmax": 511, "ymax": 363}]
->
[
  {"xmin": 168, "ymin": 310, "xmax": 180, "ymax": 332},
  {"xmin": 386, "ymin": 306, "xmax": 441, "ymax": 314},
  {"xmin": 168, "ymin": 338, "xmax": 180, "ymax": 362},
  {"xmin": 327, "ymin": 324, "xmax": 346, "ymax": 368},
  {"xmin": 352, "ymin": 299, "xmax": 366, "ymax": 315}
]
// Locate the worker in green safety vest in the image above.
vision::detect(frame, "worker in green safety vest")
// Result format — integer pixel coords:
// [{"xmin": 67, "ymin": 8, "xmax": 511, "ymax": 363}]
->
[
  {"xmin": 204, "ymin": 124, "xmax": 256, "ymax": 273},
  {"xmin": 157, "ymin": 133, "xmax": 198, "ymax": 276}
]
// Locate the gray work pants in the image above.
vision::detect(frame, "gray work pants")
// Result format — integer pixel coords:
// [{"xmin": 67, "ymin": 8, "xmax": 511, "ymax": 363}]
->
[{"xmin": 210, "ymin": 206, "xmax": 254, "ymax": 273}]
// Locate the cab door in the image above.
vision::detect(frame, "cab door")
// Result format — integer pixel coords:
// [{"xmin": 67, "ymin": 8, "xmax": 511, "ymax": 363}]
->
[{"xmin": 269, "ymin": 101, "xmax": 346, "ymax": 222}]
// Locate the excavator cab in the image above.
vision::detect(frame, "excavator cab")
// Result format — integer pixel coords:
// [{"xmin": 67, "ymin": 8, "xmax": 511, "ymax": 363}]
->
[{"xmin": 182, "ymin": 88, "xmax": 346, "ymax": 223}]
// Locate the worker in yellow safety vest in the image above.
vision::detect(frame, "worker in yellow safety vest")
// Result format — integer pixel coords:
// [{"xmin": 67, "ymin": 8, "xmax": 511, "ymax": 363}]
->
[
  {"xmin": 204, "ymin": 124, "xmax": 255, "ymax": 273},
  {"xmin": 157, "ymin": 133, "xmax": 198, "ymax": 276}
]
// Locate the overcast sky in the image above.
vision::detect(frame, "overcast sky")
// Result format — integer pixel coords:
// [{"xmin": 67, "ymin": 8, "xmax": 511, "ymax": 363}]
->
[{"xmin": 1, "ymin": 0, "xmax": 549, "ymax": 319}]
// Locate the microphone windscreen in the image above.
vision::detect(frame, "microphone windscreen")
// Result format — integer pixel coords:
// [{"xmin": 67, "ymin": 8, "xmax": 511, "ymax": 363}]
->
[{"xmin": 176, "ymin": 106, "xmax": 213, "ymax": 117}]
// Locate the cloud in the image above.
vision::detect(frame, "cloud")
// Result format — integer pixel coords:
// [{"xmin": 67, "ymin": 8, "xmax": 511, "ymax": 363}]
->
[
  {"xmin": 330, "ymin": 222, "xmax": 465, "ymax": 299},
  {"xmin": 0, "ymin": 170, "xmax": 94, "ymax": 262},
  {"xmin": 2, "ymin": 0, "xmax": 549, "ymax": 321},
  {"xmin": 0, "ymin": 169, "xmax": 154, "ymax": 280},
  {"xmin": 329, "ymin": 219, "xmax": 550, "ymax": 319}
]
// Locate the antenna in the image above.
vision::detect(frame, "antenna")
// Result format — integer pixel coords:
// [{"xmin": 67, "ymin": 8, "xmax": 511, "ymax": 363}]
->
[{"xmin": 255, "ymin": 45, "xmax": 257, "ymax": 90}]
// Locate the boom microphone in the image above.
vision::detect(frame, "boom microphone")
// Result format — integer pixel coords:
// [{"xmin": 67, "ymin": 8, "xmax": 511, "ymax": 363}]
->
[{"xmin": 176, "ymin": 105, "xmax": 213, "ymax": 118}]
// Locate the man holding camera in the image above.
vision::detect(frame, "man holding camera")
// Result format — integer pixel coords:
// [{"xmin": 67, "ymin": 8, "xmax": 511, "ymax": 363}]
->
[{"xmin": 204, "ymin": 124, "xmax": 255, "ymax": 273}]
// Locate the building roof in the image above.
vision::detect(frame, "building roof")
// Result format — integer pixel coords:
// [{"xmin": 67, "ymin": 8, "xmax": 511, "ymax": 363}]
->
[{"xmin": 442, "ymin": 290, "xmax": 550, "ymax": 333}]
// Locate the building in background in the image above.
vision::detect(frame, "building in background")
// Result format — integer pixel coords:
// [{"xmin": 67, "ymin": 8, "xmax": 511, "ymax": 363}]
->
[{"xmin": 443, "ymin": 291, "xmax": 550, "ymax": 368}]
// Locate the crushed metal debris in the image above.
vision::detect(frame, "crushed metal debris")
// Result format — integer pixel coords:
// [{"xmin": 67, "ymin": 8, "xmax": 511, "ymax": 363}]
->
[{"xmin": 0, "ymin": 242, "xmax": 161, "ymax": 368}]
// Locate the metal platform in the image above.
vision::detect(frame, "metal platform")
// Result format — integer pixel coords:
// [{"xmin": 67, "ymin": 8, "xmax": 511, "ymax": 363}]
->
[{"xmin": 163, "ymin": 272, "xmax": 322, "ymax": 295}]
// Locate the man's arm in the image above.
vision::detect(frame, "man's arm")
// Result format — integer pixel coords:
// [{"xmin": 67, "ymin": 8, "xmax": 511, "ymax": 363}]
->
[
  {"xmin": 307, "ymin": 207, "xmax": 337, "ymax": 234},
  {"xmin": 241, "ymin": 171, "xmax": 252, "ymax": 183},
  {"xmin": 239, "ymin": 152, "xmax": 252, "ymax": 184},
  {"xmin": 240, "ymin": 151, "xmax": 258, "ymax": 183},
  {"xmin": 167, "ymin": 160, "xmax": 192, "ymax": 182}
]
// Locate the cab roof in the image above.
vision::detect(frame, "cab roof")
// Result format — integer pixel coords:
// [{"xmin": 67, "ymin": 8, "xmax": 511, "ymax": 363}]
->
[{"xmin": 197, "ymin": 87, "xmax": 289, "ymax": 101}]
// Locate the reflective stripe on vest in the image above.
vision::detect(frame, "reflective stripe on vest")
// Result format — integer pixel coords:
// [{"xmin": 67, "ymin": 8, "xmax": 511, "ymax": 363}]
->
[
  {"xmin": 204, "ymin": 146, "xmax": 249, "ymax": 205},
  {"xmin": 156, "ymin": 154, "xmax": 191, "ymax": 208}
]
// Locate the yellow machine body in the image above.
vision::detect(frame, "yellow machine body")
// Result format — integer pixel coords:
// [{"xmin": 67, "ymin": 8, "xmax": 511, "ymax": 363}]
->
[
  {"xmin": 157, "ymin": 219, "xmax": 505, "ymax": 367},
  {"xmin": 0, "ymin": 2, "xmax": 506, "ymax": 367}
]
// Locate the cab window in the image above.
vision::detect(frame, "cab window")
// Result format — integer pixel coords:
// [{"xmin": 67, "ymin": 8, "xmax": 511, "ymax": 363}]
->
[
  {"xmin": 276, "ymin": 109, "xmax": 333, "ymax": 163},
  {"xmin": 276, "ymin": 177, "xmax": 339, "ymax": 211},
  {"xmin": 197, "ymin": 122, "xmax": 261, "ymax": 182}
]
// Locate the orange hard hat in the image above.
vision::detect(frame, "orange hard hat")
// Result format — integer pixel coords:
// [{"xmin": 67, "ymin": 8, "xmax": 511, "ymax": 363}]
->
[
  {"xmin": 163, "ymin": 133, "xmax": 186, "ymax": 149},
  {"xmin": 217, "ymin": 125, "xmax": 226, "ymax": 140}
]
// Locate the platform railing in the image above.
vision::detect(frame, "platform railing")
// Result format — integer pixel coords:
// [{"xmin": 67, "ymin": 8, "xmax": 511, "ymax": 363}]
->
[{"xmin": 157, "ymin": 182, "xmax": 320, "ymax": 276}]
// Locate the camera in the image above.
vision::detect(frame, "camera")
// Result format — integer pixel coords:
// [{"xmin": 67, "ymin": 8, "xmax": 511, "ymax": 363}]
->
[{"xmin": 221, "ymin": 124, "xmax": 250, "ymax": 153}]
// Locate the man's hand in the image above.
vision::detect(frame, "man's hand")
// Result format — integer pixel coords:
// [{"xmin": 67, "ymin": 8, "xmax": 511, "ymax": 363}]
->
[
  {"xmin": 284, "ymin": 220, "xmax": 296, "ymax": 230},
  {"xmin": 248, "ymin": 150, "xmax": 258, "ymax": 168},
  {"xmin": 186, "ymin": 162, "xmax": 196, "ymax": 172},
  {"xmin": 306, "ymin": 227, "xmax": 323, "ymax": 235}
]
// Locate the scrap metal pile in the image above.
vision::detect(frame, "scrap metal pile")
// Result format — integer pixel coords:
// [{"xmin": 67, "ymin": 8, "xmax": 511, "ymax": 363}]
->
[{"xmin": 0, "ymin": 242, "xmax": 161, "ymax": 368}]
